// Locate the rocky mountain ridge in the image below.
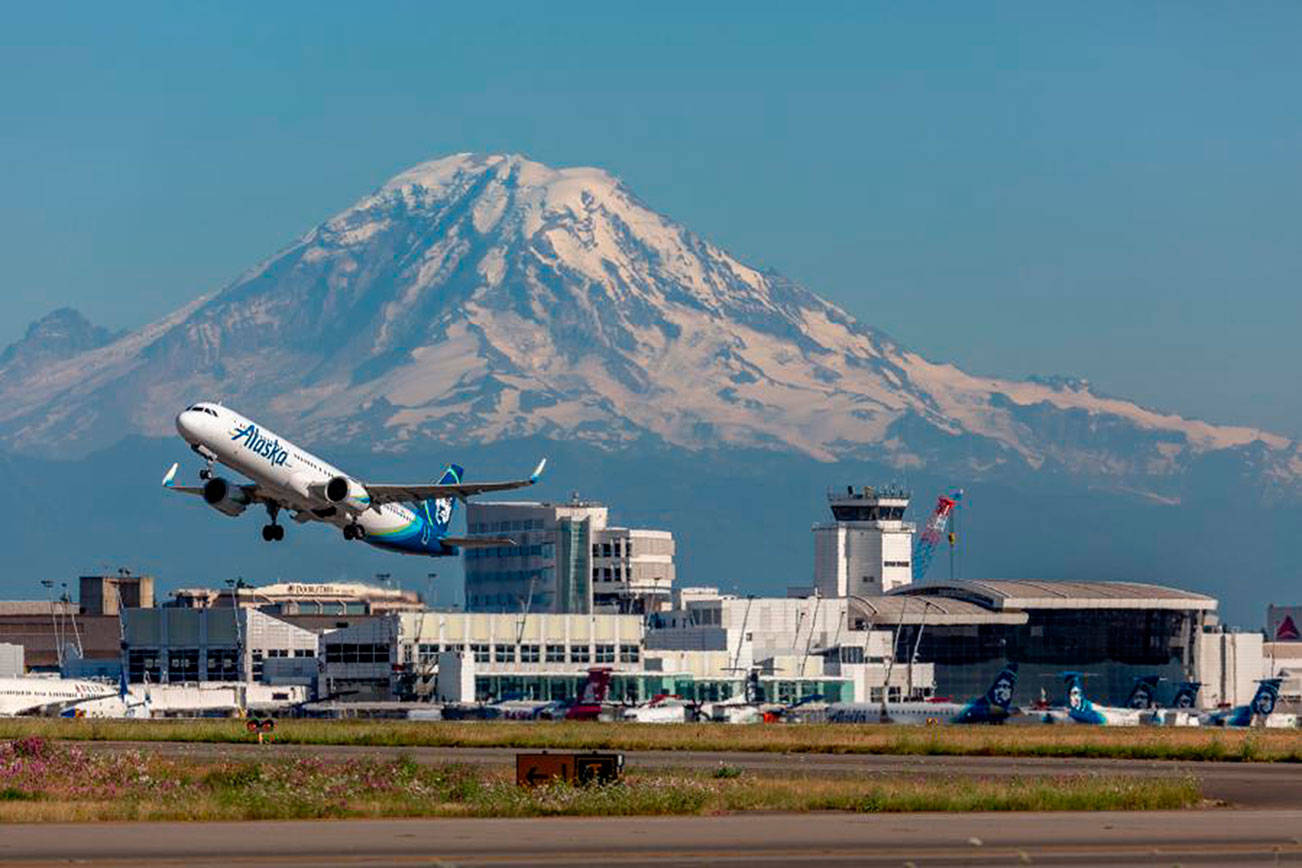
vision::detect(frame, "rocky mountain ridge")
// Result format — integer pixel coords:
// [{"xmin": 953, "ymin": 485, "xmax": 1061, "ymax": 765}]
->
[{"xmin": 1, "ymin": 153, "xmax": 1296, "ymax": 501}]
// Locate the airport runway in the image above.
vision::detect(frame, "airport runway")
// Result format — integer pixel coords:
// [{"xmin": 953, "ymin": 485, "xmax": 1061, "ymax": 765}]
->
[
  {"xmin": 87, "ymin": 740, "xmax": 1302, "ymax": 808},
  {"xmin": 1, "ymin": 810, "xmax": 1300, "ymax": 865}
]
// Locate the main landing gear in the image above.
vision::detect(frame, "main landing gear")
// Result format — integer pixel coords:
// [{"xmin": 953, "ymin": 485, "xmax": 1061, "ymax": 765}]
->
[
  {"xmin": 342, "ymin": 523, "xmax": 363, "ymax": 541},
  {"xmin": 262, "ymin": 503, "xmax": 285, "ymax": 542}
]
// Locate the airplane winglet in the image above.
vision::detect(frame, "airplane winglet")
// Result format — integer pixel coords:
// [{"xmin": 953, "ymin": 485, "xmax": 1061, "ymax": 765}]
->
[
  {"xmin": 530, "ymin": 458, "xmax": 547, "ymax": 483},
  {"xmin": 162, "ymin": 463, "xmax": 179, "ymax": 488}
]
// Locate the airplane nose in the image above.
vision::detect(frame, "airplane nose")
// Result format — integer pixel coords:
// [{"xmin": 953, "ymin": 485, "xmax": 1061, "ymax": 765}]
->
[{"xmin": 175, "ymin": 410, "xmax": 198, "ymax": 442}]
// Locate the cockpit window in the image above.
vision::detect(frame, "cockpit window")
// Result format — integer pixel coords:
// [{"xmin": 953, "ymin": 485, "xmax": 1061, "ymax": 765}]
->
[{"xmin": 186, "ymin": 404, "xmax": 219, "ymax": 417}]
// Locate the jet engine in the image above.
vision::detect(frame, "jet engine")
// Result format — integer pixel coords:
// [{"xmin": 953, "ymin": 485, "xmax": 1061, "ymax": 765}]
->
[
  {"xmin": 324, "ymin": 475, "xmax": 372, "ymax": 513},
  {"xmin": 202, "ymin": 477, "xmax": 252, "ymax": 517}
]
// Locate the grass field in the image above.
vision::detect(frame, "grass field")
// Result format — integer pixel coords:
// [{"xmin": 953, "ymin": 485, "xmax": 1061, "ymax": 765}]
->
[
  {"xmin": 0, "ymin": 737, "xmax": 1202, "ymax": 822},
  {"xmin": 0, "ymin": 718, "xmax": 1298, "ymax": 761}
]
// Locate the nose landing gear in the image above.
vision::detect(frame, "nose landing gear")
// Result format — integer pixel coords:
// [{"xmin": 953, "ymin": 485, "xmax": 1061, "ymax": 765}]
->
[{"xmin": 342, "ymin": 523, "xmax": 363, "ymax": 541}]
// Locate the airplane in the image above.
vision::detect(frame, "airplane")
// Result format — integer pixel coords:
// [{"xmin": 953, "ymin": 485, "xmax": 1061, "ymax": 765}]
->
[
  {"xmin": 0, "ymin": 674, "xmax": 120, "ymax": 717},
  {"xmin": 564, "ymin": 667, "xmax": 616, "ymax": 721},
  {"xmin": 1045, "ymin": 672, "xmax": 1161, "ymax": 726},
  {"xmin": 1142, "ymin": 680, "xmax": 1202, "ymax": 726},
  {"xmin": 622, "ymin": 694, "xmax": 697, "ymax": 723},
  {"xmin": 1201, "ymin": 678, "xmax": 1287, "ymax": 728},
  {"xmin": 827, "ymin": 663, "xmax": 1019, "ymax": 725},
  {"xmin": 61, "ymin": 670, "xmax": 152, "ymax": 719},
  {"xmin": 165, "ymin": 402, "xmax": 545, "ymax": 555}
]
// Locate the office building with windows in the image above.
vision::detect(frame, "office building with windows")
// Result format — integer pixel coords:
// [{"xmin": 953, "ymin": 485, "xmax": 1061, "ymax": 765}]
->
[{"xmin": 464, "ymin": 499, "xmax": 675, "ymax": 614}]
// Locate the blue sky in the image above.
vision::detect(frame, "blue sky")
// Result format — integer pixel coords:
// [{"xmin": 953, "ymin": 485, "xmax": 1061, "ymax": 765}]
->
[{"xmin": 2, "ymin": 2, "xmax": 1299, "ymax": 436}]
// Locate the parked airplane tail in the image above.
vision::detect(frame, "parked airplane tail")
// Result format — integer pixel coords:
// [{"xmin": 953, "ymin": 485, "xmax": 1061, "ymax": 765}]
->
[
  {"xmin": 579, "ymin": 667, "xmax": 613, "ymax": 706},
  {"xmin": 424, "ymin": 464, "xmax": 465, "ymax": 534},
  {"xmin": 1171, "ymin": 681, "xmax": 1201, "ymax": 709},
  {"xmin": 1125, "ymin": 675, "xmax": 1161, "ymax": 709},
  {"xmin": 1061, "ymin": 671, "xmax": 1090, "ymax": 712},
  {"xmin": 984, "ymin": 662, "xmax": 1019, "ymax": 712},
  {"xmin": 1250, "ymin": 678, "xmax": 1283, "ymax": 718}
]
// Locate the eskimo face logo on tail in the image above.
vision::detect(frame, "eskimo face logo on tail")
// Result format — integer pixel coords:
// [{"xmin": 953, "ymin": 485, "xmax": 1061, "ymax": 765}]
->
[
  {"xmin": 230, "ymin": 424, "xmax": 290, "ymax": 468},
  {"xmin": 1253, "ymin": 686, "xmax": 1277, "ymax": 716},
  {"xmin": 991, "ymin": 675, "xmax": 1013, "ymax": 707},
  {"xmin": 1067, "ymin": 684, "xmax": 1084, "ymax": 711},
  {"xmin": 433, "ymin": 497, "xmax": 453, "ymax": 527}
]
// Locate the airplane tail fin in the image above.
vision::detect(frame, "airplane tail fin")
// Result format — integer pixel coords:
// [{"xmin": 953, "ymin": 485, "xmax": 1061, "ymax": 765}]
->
[
  {"xmin": 1171, "ymin": 681, "xmax": 1201, "ymax": 710},
  {"xmin": 1250, "ymin": 678, "xmax": 1282, "ymax": 718},
  {"xmin": 578, "ymin": 667, "xmax": 612, "ymax": 705},
  {"xmin": 984, "ymin": 662, "xmax": 1019, "ymax": 711},
  {"xmin": 1061, "ymin": 671, "xmax": 1090, "ymax": 711},
  {"xmin": 424, "ymin": 464, "xmax": 464, "ymax": 535},
  {"xmin": 1126, "ymin": 675, "xmax": 1161, "ymax": 709}
]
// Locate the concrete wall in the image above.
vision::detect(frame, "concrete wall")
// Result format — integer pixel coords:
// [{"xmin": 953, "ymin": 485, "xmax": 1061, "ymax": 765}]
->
[
  {"xmin": 0, "ymin": 643, "xmax": 23, "ymax": 677},
  {"xmin": 1196, "ymin": 630, "xmax": 1265, "ymax": 709}
]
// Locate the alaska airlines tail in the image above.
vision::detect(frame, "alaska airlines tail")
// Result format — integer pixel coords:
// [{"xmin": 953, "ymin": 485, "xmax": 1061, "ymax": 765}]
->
[
  {"xmin": 1062, "ymin": 672, "xmax": 1091, "ymax": 712},
  {"xmin": 984, "ymin": 662, "xmax": 1019, "ymax": 712},
  {"xmin": 1125, "ymin": 675, "xmax": 1161, "ymax": 709},
  {"xmin": 1171, "ymin": 681, "xmax": 1201, "ymax": 709},
  {"xmin": 424, "ymin": 464, "xmax": 464, "ymax": 535},
  {"xmin": 1249, "ymin": 678, "xmax": 1282, "ymax": 718},
  {"xmin": 953, "ymin": 662, "xmax": 1018, "ymax": 723}
]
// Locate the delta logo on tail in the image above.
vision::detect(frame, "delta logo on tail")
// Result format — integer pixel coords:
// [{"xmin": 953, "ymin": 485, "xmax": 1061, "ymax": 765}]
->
[{"xmin": 1276, "ymin": 615, "xmax": 1301, "ymax": 642}]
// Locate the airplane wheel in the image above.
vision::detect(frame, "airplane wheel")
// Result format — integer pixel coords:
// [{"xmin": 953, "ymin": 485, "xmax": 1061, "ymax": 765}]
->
[
  {"xmin": 342, "ymin": 525, "xmax": 356, "ymax": 541},
  {"xmin": 272, "ymin": 525, "xmax": 284, "ymax": 541},
  {"xmin": 261, "ymin": 525, "xmax": 274, "ymax": 542}
]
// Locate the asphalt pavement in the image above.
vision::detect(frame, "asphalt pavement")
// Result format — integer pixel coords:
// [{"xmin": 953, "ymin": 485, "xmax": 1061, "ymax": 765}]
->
[{"xmin": 1, "ymin": 810, "xmax": 1300, "ymax": 866}]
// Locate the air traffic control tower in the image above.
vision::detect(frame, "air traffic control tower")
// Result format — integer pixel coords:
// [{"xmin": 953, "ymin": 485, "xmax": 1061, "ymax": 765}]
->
[{"xmin": 813, "ymin": 486, "xmax": 916, "ymax": 598}]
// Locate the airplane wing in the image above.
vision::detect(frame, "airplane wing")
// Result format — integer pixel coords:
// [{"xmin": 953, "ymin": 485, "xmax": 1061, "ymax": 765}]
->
[
  {"xmin": 161, "ymin": 463, "xmax": 279, "ymax": 506},
  {"xmin": 438, "ymin": 536, "xmax": 517, "ymax": 549},
  {"xmin": 161, "ymin": 463, "xmax": 206, "ymax": 495},
  {"xmin": 364, "ymin": 459, "xmax": 546, "ymax": 506}
]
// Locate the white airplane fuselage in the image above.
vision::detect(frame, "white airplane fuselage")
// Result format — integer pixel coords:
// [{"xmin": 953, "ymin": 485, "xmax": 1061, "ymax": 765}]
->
[{"xmin": 0, "ymin": 677, "xmax": 119, "ymax": 717}]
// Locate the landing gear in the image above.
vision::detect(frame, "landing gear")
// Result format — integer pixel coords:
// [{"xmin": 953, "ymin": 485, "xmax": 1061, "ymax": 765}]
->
[
  {"xmin": 343, "ymin": 524, "xmax": 363, "ymax": 541},
  {"xmin": 262, "ymin": 503, "xmax": 284, "ymax": 542},
  {"xmin": 199, "ymin": 464, "xmax": 213, "ymax": 481}
]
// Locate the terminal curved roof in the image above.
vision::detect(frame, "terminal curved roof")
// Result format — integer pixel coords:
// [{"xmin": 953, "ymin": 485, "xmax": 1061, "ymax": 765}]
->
[
  {"xmin": 846, "ymin": 595, "xmax": 1028, "ymax": 626},
  {"xmin": 893, "ymin": 580, "xmax": 1217, "ymax": 612}
]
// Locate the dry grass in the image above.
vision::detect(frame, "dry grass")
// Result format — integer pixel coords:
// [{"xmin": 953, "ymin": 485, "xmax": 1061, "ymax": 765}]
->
[
  {"xmin": 0, "ymin": 737, "xmax": 1202, "ymax": 822},
  {"xmin": 0, "ymin": 718, "xmax": 1298, "ymax": 762}
]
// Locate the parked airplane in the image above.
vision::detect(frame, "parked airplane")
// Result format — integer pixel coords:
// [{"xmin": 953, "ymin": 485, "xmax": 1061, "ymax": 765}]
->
[
  {"xmin": 0, "ymin": 675, "xmax": 119, "ymax": 717},
  {"xmin": 827, "ymin": 663, "xmax": 1019, "ymax": 725},
  {"xmin": 165, "ymin": 402, "xmax": 544, "ymax": 554},
  {"xmin": 622, "ymin": 694, "xmax": 696, "ymax": 723},
  {"xmin": 1143, "ymin": 680, "xmax": 1202, "ymax": 726},
  {"xmin": 564, "ymin": 668, "xmax": 616, "ymax": 721},
  {"xmin": 1044, "ymin": 672, "xmax": 1161, "ymax": 726},
  {"xmin": 1202, "ymin": 678, "xmax": 1286, "ymax": 728},
  {"xmin": 61, "ymin": 671, "xmax": 151, "ymax": 719}
]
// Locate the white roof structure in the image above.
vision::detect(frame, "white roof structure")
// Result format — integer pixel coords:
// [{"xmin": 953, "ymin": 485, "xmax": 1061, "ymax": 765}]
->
[
  {"xmin": 894, "ymin": 580, "xmax": 1218, "ymax": 612},
  {"xmin": 847, "ymin": 595, "xmax": 1028, "ymax": 626}
]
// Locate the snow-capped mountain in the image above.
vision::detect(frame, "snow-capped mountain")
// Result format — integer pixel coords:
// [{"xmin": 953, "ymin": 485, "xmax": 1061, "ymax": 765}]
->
[{"xmin": 1, "ymin": 153, "xmax": 1296, "ymax": 497}]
